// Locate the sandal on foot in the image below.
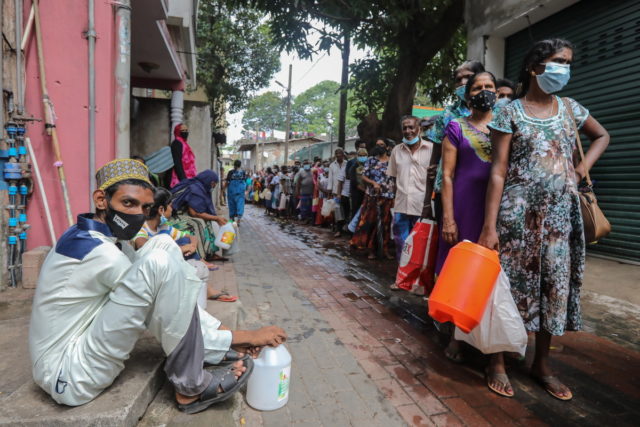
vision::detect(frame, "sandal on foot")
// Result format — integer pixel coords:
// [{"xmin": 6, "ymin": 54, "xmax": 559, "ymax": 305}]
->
[
  {"xmin": 485, "ymin": 368, "xmax": 515, "ymax": 398},
  {"xmin": 444, "ymin": 347, "xmax": 464, "ymax": 364},
  {"xmin": 208, "ymin": 293, "xmax": 238, "ymax": 302},
  {"xmin": 179, "ymin": 358, "xmax": 254, "ymax": 414},
  {"xmin": 207, "ymin": 254, "xmax": 229, "ymax": 262},
  {"xmin": 389, "ymin": 283, "xmax": 402, "ymax": 291},
  {"xmin": 531, "ymin": 374, "xmax": 573, "ymax": 401}
]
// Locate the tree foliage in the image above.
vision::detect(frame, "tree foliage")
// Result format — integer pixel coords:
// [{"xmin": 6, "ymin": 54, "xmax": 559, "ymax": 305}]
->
[
  {"xmin": 242, "ymin": 91, "xmax": 286, "ymax": 131},
  {"xmin": 196, "ymin": 1, "xmax": 281, "ymax": 123},
  {"xmin": 227, "ymin": 0, "xmax": 465, "ymax": 141},
  {"xmin": 291, "ymin": 80, "xmax": 359, "ymax": 137}
]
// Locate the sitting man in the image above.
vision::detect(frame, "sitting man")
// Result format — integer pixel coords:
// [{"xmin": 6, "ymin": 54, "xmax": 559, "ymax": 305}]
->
[{"xmin": 29, "ymin": 159, "xmax": 286, "ymax": 414}]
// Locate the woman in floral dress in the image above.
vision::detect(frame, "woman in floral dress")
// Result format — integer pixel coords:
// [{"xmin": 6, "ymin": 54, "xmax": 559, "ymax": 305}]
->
[
  {"xmin": 479, "ymin": 39, "xmax": 609, "ymax": 400},
  {"xmin": 350, "ymin": 142, "xmax": 395, "ymax": 260}
]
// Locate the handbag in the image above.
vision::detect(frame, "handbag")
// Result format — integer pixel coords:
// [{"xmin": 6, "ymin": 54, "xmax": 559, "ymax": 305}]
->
[{"xmin": 563, "ymin": 98, "xmax": 611, "ymax": 243}]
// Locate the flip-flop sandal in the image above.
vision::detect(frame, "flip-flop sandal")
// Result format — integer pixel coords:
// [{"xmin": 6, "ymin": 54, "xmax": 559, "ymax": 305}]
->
[
  {"xmin": 208, "ymin": 266, "xmax": 220, "ymax": 271},
  {"xmin": 207, "ymin": 255, "xmax": 229, "ymax": 262},
  {"xmin": 179, "ymin": 358, "xmax": 254, "ymax": 414},
  {"xmin": 532, "ymin": 374, "xmax": 573, "ymax": 401},
  {"xmin": 485, "ymin": 368, "xmax": 515, "ymax": 398},
  {"xmin": 389, "ymin": 283, "xmax": 402, "ymax": 291},
  {"xmin": 208, "ymin": 293, "xmax": 238, "ymax": 302}
]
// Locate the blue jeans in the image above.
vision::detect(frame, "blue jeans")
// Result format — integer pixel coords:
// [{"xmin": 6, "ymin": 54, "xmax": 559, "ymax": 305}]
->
[{"xmin": 392, "ymin": 213, "xmax": 420, "ymax": 260}]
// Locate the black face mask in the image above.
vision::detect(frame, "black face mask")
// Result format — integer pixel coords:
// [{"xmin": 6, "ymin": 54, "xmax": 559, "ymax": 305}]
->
[
  {"xmin": 105, "ymin": 203, "xmax": 146, "ymax": 240},
  {"xmin": 180, "ymin": 131, "xmax": 189, "ymax": 139},
  {"xmin": 371, "ymin": 146, "xmax": 386, "ymax": 157},
  {"xmin": 469, "ymin": 90, "xmax": 496, "ymax": 112}
]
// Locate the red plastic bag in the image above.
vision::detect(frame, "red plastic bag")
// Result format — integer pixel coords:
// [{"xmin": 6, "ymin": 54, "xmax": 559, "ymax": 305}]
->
[{"xmin": 395, "ymin": 219, "xmax": 438, "ymax": 295}]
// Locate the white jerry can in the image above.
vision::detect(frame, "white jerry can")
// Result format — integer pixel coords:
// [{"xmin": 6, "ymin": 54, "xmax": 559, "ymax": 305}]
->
[{"xmin": 246, "ymin": 345, "xmax": 292, "ymax": 411}]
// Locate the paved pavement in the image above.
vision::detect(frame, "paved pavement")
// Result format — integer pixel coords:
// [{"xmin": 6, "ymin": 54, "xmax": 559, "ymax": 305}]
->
[{"xmin": 233, "ymin": 204, "xmax": 640, "ymax": 426}]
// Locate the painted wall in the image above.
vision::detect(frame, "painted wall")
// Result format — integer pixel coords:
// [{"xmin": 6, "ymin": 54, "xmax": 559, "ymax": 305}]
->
[
  {"xmin": 465, "ymin": 0, "xmax": 579, "ymax": 75},
  {"xmin": 23, "ymin": 0, "xmax": 117, "ymax": 249},
  {"xmin": 130, "ymin": 97, "xmax": 212, "ymax": 177}
]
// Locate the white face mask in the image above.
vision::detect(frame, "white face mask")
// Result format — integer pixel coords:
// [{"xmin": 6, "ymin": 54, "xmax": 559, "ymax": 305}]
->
[{"xmin": 536, "ymin": 62, "xmax": 571, "ymax": 94}]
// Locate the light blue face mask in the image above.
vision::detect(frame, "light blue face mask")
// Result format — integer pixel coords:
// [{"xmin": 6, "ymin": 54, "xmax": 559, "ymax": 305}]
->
[
  {"xmin": 536, "ymin": 62, "xmax": 571, "ymax": 94},
  {"xmin": 357, "ymin": 156, "xmax": 368, "ymax": 163},
  {"xmin": 402, "ymin": 136, "xmax": 420, "ymax": 145},
  {"xmin": 455, "ymin": 85, "xmax": 466, "ymax": 102},
  {"xmin": 160, "ymin": 215, "xmax": 168, "ymax": 226},
  {"xmin": 303, "ymin": 164, "xmax": 311, "ymax": 171},
  {"xmin": 494, "ymin": 98, "xmax": 510, "ymax": 109}
]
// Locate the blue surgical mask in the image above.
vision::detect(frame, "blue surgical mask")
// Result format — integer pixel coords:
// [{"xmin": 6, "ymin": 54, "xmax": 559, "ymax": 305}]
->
[
  {"xmin": 357, "ymin": 156, "xmax": 368, "ymax": 163},
  {"xmin": 160, "ymin": 215, "xmax": 168, "ymax": 226},
  {"xmin": 494, "ymin": 98, "xmax": 510, "ymax": 109},
  {"xmin": 303, "ymin": 164, "xmax": 311, "ymax": 171},
  {"xmin": 402, "ymin": 136, "xmax": 420, "ymax": 145},
  {"xmin": 455, "ymin": 85, "xmax": 466, "ymax": 102},
  {"xmin": 536, "ymin": 62, "xmax": 570, "ymax": 94}
]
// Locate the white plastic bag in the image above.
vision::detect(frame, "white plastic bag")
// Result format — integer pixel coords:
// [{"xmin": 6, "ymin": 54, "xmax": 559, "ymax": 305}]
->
[
  {"xmin": 321, "ymin": 199, "xmax": 335, "ymax": 217},
  {"xmin": 348, "ymin": 206, "xmax": 362, "ymax": 233},
  {"xmin": 223, "ymin": 222, "xmax": 240, "ymax": 256},
  {"xmin": 454, "ymin": 270, "xmax": 527, "ymax": 356},
  {"xmin": 214, "ymin": 222, "xmax": 236, "ymax": 250},
  {"xmin": 333, "ymin": 199, "xmax": 344, "ymax": 221}
]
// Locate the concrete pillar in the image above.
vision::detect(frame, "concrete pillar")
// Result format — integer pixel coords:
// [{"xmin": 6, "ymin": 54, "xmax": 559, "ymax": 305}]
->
[{"xmin": 170, "ymin": 90, "xmax": 184, "ymax": 136}]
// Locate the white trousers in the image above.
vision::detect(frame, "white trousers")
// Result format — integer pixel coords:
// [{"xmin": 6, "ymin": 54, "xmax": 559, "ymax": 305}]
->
[{"xmin": 53, "ymin": 234, "xmax": 232, "ymax": 406}]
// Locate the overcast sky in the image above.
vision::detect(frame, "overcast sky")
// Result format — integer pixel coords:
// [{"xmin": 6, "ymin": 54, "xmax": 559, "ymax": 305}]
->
[{"xmin": 226, "ymin": 39, "xmax": 368, "ymax": 144}]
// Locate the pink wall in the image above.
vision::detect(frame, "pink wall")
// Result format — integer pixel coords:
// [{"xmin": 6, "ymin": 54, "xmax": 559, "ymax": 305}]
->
[{"xmin": 23, "ymin": 1, "xmax": 117, "ymax": 249}]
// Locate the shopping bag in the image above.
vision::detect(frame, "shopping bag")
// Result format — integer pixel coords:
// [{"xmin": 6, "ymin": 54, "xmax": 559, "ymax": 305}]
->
[
  {"xmin": 333, "ymin": 199, "xmax": 344, "ymax": 221},
  {"xmin": 395, "ymin": 219, "xmax": 438, "ymax": 295},
  {"xmin": 348, "ymin": 206, "xmax": 362, "ymax": 233},
  {"xmin": 223, "ymin": 222, "xmax": 240, "ymax": 256},
  {"xmin": 321, "ymin": 199, "xmax": 335, "ymax": 217},
  {"xmin": 278, "ymin": 194, "xmax": 287, "ymax": 210},
  {"xmin": 454, "ymin": 270, "xmax": 527, "ymax": 356}
]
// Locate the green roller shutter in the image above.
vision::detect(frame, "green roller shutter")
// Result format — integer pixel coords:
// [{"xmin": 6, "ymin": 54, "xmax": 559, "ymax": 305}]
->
[{"xmin": 504, "ymin": 0, "xmax": 640, "ymax": 263}]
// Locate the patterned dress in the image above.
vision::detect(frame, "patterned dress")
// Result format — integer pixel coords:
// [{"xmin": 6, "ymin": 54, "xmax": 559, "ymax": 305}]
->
[
  {"xmin": 488, "ymin": 96, "xmax": 589, "ymax": 336},
  {"xmin": 350, "ymin": 157, "xmax": 395, "ymax": 253}
]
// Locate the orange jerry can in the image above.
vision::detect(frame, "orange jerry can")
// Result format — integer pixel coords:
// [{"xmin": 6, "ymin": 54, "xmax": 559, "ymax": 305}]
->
[{"xmin": 428, "ymin": 241, "xmax": 501, "ymax": 333}]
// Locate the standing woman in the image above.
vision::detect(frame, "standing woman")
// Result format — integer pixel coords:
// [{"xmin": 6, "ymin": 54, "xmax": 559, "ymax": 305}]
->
[
  {"xmin": 479, "ymin": 39, "xmax": 609, "ymax": 400},
  {"xmin": 225, "ymin": 160, "xmax": 247, "ymax": 223},
  {"xmin": 350, "ymin": 142, "xmax": 395, "ymax": 260},
  {"xmin": 170, "ymin": 123, "xmax": 198, "ymax": 188},
  {"xmin": 436, "ymin": 71, "xmax": 497, "ymax": 363}
]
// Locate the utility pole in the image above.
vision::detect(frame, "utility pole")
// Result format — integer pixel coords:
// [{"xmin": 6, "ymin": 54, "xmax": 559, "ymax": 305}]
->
[
  {"xmin": 338, "ymin": 28, "xmax": 350, "ymax": 149},
  {"xmin": 283, "ymin": 64, "xmax": 293, "ymax": 165},
  {"xmin": 254, "ymin": 121, "xmax": 260, "ymax": 170}
]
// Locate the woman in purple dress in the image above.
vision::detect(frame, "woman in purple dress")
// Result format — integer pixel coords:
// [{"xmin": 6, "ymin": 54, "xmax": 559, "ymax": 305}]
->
[{"xmin": 436, "ymin": 71, "xmax": 497, "ymax": 363}]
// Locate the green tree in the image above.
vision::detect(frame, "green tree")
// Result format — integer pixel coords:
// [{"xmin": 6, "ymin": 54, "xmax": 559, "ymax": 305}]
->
[
  {"xmin": 228, "ymin": 0, "xmax": 465, "ymax": 142},
  {"xmin": 196, "ymin": 2, "xmax": 281, "ymax": 125},
  {"xmin": 242, "ymin": 92, "xmax": 286, "ymax": 131},
  {"xmin": 291, "ymin": 81, "xmax": 358, "ymax": 138}
]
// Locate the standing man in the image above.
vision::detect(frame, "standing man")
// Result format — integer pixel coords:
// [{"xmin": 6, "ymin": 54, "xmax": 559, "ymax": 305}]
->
[
  {"xmin": 388, "ymin": 116, "xmax": 435, "ymax": 263},
  {"xmin": 328, "ymin": 148, "xmax": 348, "ymax": 237},
  {"xmin": 224, "ymin": 160, "xmax": 247, "ymax": 224},
  {"xmin": 294, "ymin": 159, "xmax": 315, "ymax": 223}
]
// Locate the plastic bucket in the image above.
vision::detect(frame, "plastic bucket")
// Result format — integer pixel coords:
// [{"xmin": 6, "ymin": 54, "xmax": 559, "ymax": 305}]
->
[{"xmin": 428, "ymin": 241, "xmax": 501, "ymax": 333}]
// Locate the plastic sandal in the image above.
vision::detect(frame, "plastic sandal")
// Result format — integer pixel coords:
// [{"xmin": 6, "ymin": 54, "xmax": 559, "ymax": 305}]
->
[
  {"xmin": 532, "ymin": 374, "xmax": 573, "ymax": 401},
  {"xmin": 485, "ymin": 368, "xmax": 515, "ymax": 398},
  {"xmin": 179, "ymin": 358, "xmax": 254, "ymax": 414}
]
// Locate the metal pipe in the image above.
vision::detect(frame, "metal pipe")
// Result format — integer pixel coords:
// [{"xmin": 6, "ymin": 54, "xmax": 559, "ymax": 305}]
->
[
  {"xmin": 20, "ymin": 4, "xmax": 33, "ymax": 51},
  {"xmin": 26, "ymin": 137, "xmax": 56, "ymax": 245},
  {"xmin": 87, "ymin": 0, "xmax": 96, "ymax": 207},
  {"xmin": 114, "ymin": 0, "xmax": 131, "ymax": 158},
  {"xmin": 1, "ymin": 0, "xmax": 4, "ymax": 133},
  {"xmin": 15, "ymin": 0, "xmax": 23, "ymax": 115}
]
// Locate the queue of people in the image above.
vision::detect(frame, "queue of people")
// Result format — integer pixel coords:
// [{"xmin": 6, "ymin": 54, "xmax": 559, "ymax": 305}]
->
[{"xmin": 244, "ymin": 38, "xmax": 609, "ymax": 402}]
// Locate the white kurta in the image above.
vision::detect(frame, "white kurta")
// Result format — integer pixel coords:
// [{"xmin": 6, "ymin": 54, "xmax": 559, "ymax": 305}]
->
[{"xmin": 29, "ymin": 214, "xmax": 232, "ymax": 406}]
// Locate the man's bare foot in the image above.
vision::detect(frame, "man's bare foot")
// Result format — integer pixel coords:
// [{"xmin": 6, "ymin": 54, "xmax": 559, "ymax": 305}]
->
[{"xmin": 174, "ymin": 360, "xmax": 246, "ymax": 405}]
